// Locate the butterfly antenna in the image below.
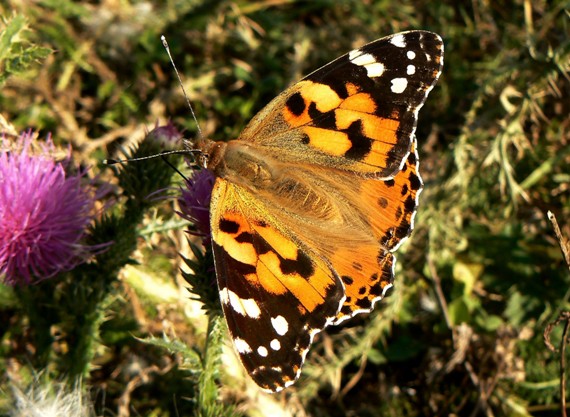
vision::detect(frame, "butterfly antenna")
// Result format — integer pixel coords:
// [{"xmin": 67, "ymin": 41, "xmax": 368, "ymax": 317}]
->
[
  {"xmin": 161, "ymin": 35, "xmax": 203, "ymax": 139},
  {"xmin": 104, "ymin": 149, "xmax": 201, "ymax": 165}
]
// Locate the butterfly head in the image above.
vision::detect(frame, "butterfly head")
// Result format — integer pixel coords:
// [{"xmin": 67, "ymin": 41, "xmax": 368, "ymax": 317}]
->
[{"xmin": 183, "ymin": 137, "xmax": 222, "ymax": 171}]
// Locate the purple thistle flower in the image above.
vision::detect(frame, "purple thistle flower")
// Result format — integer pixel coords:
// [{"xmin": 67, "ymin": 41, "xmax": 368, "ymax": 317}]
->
[
  {"xmin": 178, "ymin": 169, "xmax": 215, "ymax": 247},
  {"xmin": 146, "ymin": 120, "xmax": 183, "ymax": 150},
  {"xmin": 0, "ymin": 132, "xmax": 98, "ymax": 285}
]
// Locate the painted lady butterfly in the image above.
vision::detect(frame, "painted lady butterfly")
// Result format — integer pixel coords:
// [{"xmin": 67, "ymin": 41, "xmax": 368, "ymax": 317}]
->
[{"xmin": 191, "ymin": 31, "xmax": 443, "ymax": 392}]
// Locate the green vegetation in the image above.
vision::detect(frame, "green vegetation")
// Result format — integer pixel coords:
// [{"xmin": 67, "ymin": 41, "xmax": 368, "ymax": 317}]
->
[{"xmin": 1, "ymin": 0, "xmax": 569, "ymax": 415}]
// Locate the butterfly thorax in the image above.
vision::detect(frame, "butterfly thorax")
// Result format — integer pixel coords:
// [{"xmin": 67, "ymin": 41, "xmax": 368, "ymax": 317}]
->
[
  {"xmin": 199, "ymin": 139, "xmax": 273, "ymax": 186},
  {"xmin": 199, "ymin": 138, "xmax": 344, "ymax": 222}
]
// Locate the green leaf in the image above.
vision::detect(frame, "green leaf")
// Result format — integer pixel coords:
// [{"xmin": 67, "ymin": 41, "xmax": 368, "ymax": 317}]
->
[
  {"xmin": 448, "ymin": 297, "xmax": 471, "ymax": 326},
  {"xmin": 138, "ymin": 334, "xmax": 202, "ymax": 372},
  {"xmin": 0, "ymin": 14, "xmax": 52, "ymax": 86},
  {"xmin": 452, "ymin": 261, "xmax": 483, "ymax": 296},
  {"xmin": 366, "ymin": 347, "xmax": 387, "ymax": 365},
  {"xmin": 475, "ymin": 313, "xmax": 504, "ymax": 332}
]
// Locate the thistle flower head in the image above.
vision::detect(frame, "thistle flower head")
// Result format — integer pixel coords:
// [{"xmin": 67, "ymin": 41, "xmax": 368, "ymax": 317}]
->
[
  {"xmin": 178, "ymin": 168, "xmax": 215, "ymax": 247},
  {"xmin": 117, "ymin": 122, "xmax": 184, "ymax": 202},
  {"xmin": 0, "ymin": 132, "xmax": 98, "ymax": 285},
  {"xmin": 146, "ymin": 120, "xmax": 183, "ymax": 150}
]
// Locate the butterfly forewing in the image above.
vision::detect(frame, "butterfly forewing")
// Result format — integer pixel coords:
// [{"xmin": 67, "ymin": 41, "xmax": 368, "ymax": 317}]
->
[
  {"xmin": 210, "ymin": 179, "xmax": 344, "ymax": 392},
  {"xmin": 237, "ymin": 30, "xmax": 443, "ymax": 179}
]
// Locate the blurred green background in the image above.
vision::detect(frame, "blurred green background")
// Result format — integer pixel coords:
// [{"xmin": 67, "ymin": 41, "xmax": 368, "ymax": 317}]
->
[{"xmin": 0, "ymin": 0, "xmax": 569, "ymax": 416}]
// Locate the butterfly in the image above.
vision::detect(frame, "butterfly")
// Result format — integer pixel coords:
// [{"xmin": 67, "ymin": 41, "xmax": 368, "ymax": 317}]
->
[{"xmin": 191, "ymin": 31, "xmax": 443, "ymax": 392}]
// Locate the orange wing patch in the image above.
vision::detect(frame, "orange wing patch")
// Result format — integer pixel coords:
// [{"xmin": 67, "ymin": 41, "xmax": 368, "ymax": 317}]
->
[
  {"xmin": 212, "ymin": 182, "xmax": 340, "ymax": 314},
  {"xmin": 281, "ymin": 79, "xmax": 403, "ymax": 176},
  {"xmin": 282, "ymin": 81, "xmax": 342, "ymax": 126},
  {"xmin": 340, "ymin": 91, "xmax": 377, "ymax": 113},
  {"xmin": 303, "ymin": 127, "xmax": 352, "ymax": 156},
  {"xmin": 332, "ymin": 245, "xmax": 395, "ymax": 324},
  {"xmin": 365, "ymin": 139, "xmax": 423, "ymax": 249}
]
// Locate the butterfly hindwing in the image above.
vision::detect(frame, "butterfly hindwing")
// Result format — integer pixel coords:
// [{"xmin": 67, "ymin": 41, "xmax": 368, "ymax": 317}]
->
[{"xmin": 333, "ymin": 139, "xmax": 423, "ymax": 323}]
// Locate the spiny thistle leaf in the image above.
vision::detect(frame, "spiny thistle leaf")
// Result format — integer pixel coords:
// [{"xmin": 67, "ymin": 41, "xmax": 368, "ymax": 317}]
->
[
  {"xmin": 0, "ymin": 14, "xmax": 51, "ymax": 86},
  {"xmin": 197, "ymin": 316, "xmax": 238, "ymax": 417},
  {"xmin": 139, "ymin": 334, "xmax": 202, "ymax": 372},
  {"xmin": 180, "ymin": 242, "xmax": 222, "ymax": 316}
]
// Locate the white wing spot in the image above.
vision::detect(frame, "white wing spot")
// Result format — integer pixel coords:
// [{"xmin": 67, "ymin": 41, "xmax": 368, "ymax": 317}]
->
[
  {"xmin": 364, "ymin": 62, "xmax": 385, "ymax": 77},
  {"xmin": 348, "ymin": 49, "xmax": 359, "ymax": 61},
  {"xmin": 234, "ymin": 338, "xmax": 252, "ymax": 354},
  {"xmin": 270, "ymin": 339, "xmax": 281, "ymax": 351},
  {"xmin": 349, "ymin": 52, "xmax": 385, "ymax": 78},
  {"xmin": 407, "ymin": 64, "xmax": 416, "ymax": 75},
  {"xmin": 257, "ymin": 346, "xmax": 268, "ymax": 357},
  {"xmin": 241, "ymin": 298, "xmax": 261, "ymax": 318},
  {"xmin": 425, "ymin": 53, "xmax": 432, "ymax": 62},
  {"xmin": 271, "ymin": 315, "xmax": 289, "ymax": 336},
  {"xmin": 221, "ymin": 288, "xmax": 261, "ymax": 318},
  {"xmin": 220, "ymin": 288, "xmax": 229, "ymax": 304},
  {"xmin": 350, "ymin": 51, "xmax": 375, "ymax": 65},
  {"xmin": 391, "ymin": 77, "xmax": 408, "ymax": 94},
  {"xmin": 390, "ymin": 34, "xmax": 406, "ymax": 48},
  {"xmin": 407, "ymin": 50, "xmax": 416, "ymax": 60}
]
